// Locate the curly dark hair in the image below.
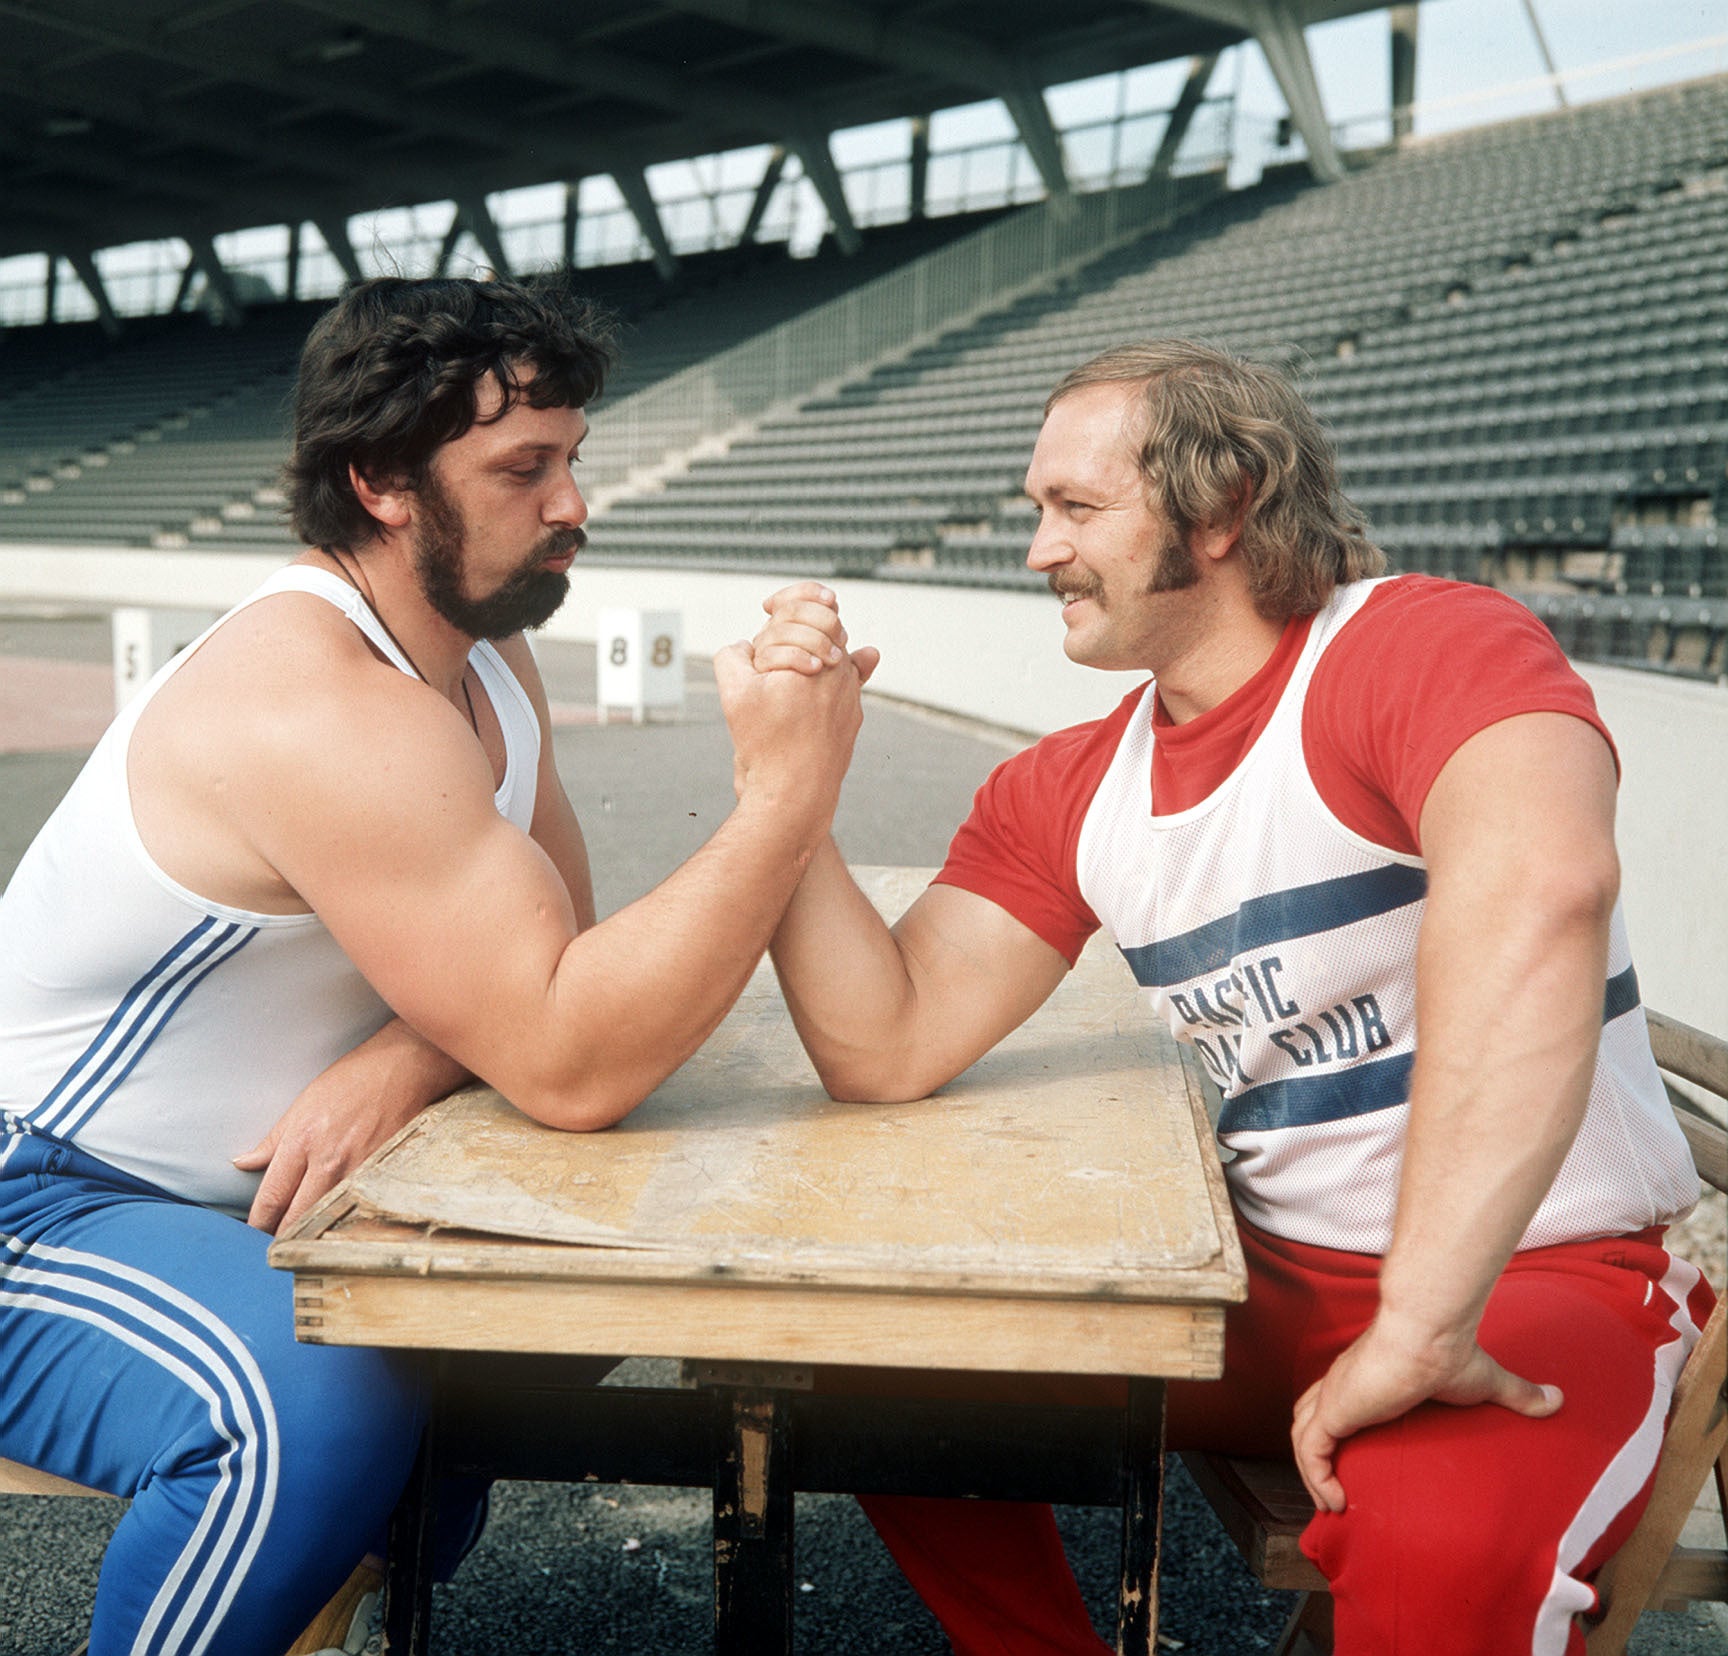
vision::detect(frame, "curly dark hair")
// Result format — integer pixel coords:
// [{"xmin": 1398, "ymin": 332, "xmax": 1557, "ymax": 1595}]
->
[{"xmin": 284, "ymin": 274, "xmax": 615, "ymax": 552}]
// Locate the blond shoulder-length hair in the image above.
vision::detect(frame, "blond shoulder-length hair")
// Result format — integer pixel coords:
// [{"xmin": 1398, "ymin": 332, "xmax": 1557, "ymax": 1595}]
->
[{"xmin": 1047, "ymin": 340, "xmax": 1384, "ymax": 620}]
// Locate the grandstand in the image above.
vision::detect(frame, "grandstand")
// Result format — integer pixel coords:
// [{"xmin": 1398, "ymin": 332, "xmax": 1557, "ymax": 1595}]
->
[
  {"xmin": 0, "ymin": 206, "xmax": 1008, "ymax": 552},
  {"xmin": 2, "ymin": 9, "xmax": 1726, "ymax": 1654},
  {"xmin": 583, "ymin": 73, "xmax": 1727, "ymax": 680},
  {"xmin": 1, "ymin": 74, "xmax": 1723, "ymax": 680}
]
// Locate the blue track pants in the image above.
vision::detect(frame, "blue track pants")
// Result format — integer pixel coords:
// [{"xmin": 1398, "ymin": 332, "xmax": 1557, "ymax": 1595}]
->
[{"xmin": 1, "ymin": 1123, "xmax": 427, "ymax": 1656}]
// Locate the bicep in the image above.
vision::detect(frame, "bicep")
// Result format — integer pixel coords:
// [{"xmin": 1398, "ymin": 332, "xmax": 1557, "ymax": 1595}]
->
[
  {"xmin": 256, "ymin": 706, "xmax": 580, "ymax": 1089},
  {"xmin": 530, "ymin": 753, "xmax": 596, "ymax": 931},
  {"xmin": 1393, "ymin": 724, "xmax": 1617, "ymax": 1264},
  {"xmin": 1412, "ymin": 713, "xmax": 1620, "ymax": 1053},
  {"xmin": 1417, "ymin": 712, "xmax": 1618, "ymax": 886}
]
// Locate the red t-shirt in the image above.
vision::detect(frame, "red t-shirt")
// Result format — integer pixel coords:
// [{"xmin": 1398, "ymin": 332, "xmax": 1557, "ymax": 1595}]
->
[{"xmin": 936, "ymin": 577, "xmax": 1614, "ymax": 964}]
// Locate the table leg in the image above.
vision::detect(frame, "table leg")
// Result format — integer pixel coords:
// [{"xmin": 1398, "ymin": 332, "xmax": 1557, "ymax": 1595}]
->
[
  {"xmin": 382, "ymin": 1375, "xmax": 443, "ymax": 1656},
  {"xmin": 1116, "ymin": 1377, "xmax": 1166, "ymax": 1656},
  {"xmin": 385, "ymin": 1362, "xmax": 449, "ymax": 1656},
  {"xmin": 712, "ymin": 1386, "xmax": 794, "ymax": 1656}
]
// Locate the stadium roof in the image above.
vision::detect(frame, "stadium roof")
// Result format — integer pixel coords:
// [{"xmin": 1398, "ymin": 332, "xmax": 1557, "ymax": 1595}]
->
[{"xmin": 0, "ymin": 0, "xmax": 1393, "ymax": 275}]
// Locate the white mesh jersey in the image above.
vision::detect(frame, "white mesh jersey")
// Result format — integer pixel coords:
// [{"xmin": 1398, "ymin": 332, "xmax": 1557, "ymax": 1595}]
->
[
  {"xmin": 1075, "ymin": 578, "xmax": 1699, "ymax": 1254},
  {"xmin": 0, "ymin": 565, "xmax": 541, "ymax": 1215}
]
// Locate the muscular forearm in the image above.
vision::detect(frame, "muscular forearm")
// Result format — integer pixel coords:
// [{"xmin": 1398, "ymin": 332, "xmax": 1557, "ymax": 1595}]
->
[
  {"xmin": 240, "ymin": 1017, "xmax": 472, "ymax": 1234},
  {"xmin": 1375, "ymin": 854, "xmax": 1616, "ymax": 1358},
  {"xmin": 519, "ymin": 791, "xmax": 835, "ymax": 1129},
  {"xmin": 769, "ymin": 838, "xmax": 931, "ymax": 1100},
  {"xmin": 770, "ymin": 841, "xmax": 1073, "ymax": 1104},
  {"xmin": 369, "ymin": 1016, "xmax": 473, "ymax": 1104}
]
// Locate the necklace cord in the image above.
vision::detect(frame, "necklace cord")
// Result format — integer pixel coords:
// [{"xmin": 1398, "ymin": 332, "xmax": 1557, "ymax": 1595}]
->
[{"xmin": 324, "ymin": 547, "xmax": 479, "ymax": 737}]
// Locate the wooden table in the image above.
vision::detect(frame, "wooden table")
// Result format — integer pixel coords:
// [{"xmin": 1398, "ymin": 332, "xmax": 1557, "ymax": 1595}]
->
[{"xmin": 272, "ymin": 867, "xmax": 1244, "ymax": 1653}]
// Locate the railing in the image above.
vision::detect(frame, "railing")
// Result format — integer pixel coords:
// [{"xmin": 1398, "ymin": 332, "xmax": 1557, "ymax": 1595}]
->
[{"xmin": 580, "ymin": 170, "xmax": 1219, "ymax": 507}]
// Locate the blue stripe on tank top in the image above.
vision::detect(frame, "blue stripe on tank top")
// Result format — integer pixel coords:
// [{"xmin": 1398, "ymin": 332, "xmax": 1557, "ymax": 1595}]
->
[
  {"xmin": 52, "ymin": 925, "xmax": 258, "ymax": 1142},
  {"xmin": 1119, "ymin": 863, "xmax": 1429, "ymax": 990},
  {"xmin": 1603, "ymin": 962, "xmax": 1640, "ymax": 1024},
  {"xmin": 29, "ymin": 918, "xmax": 258, "ymax": 1139},
  {"xmin": 28, "ymin": 916, "xmax": 223, "ymax": 1130},
  {"xmin": 1218, "ymin": 967, "xmax": 1636, "ymax": 1137},
  {"xmin": 28, "ymin": 916, "xmax": 221, "ymax": 1128},
  {"xmin": 1218, "ymin": 1049, "xmax": 1415, "ymax": 1135}
]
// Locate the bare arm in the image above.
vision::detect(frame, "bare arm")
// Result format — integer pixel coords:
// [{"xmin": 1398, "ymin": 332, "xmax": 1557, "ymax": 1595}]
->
[
  {"xmin": 748, "ymin": 581, "xmax": 1069, "ymax": 1099},
  {"xmin": 771, "ymin": 839, "xmax": 1070, "ymax": 1101},
  {"xmin": 246, "ymin": 635, "xmax": 865, "ymax": 1134},
  {"xmin": 239, "ymin": 633, "xmax": 597, "ymax": 1232},
  {"xmin": 237, "ymin": 1016, "xmax": 471, "ymax": 1233},
  {"xmin": 1291, "ymin": 712, "xmax": 1620, "ymax": 1510},
  {"xmin": 500, "ymin": 631, "xmax": 598, "ymax": 932}
]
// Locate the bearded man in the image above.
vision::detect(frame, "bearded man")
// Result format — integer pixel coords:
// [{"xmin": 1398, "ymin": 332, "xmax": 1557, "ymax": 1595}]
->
[{"xmin": 0, "ymin": 275, "xmax": 871, "ymax": 1654}]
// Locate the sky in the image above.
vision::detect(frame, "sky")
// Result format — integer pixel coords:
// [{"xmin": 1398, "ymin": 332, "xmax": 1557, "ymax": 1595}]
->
[{"xmin": 1264, "ymin": 0, "xmax": 1726, "ymax": 144}]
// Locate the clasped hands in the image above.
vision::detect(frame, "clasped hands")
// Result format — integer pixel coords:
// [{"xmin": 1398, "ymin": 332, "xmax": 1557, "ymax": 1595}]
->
[{"xmin": 747, "ymin": 581, "xmax": 879, "ymax": 685}]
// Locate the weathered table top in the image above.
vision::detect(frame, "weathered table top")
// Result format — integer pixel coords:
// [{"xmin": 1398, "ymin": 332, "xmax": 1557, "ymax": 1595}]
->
[{"xmin": 272, "ymin": 868, "xmax": 1244, "ymax": 1378}]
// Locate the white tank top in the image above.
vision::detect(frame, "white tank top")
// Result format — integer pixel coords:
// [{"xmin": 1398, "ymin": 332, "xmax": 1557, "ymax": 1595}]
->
[
  {"xmin": 0, "ymin": 566, "xmax": 541, "ymax": 1215},
  {"xmin": 1076, "ymin": 579, "xmax": 1699, "ymax": 1253}
]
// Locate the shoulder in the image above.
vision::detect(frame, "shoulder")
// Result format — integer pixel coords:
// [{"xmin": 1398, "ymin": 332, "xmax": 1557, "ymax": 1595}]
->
[
  {"xmin": 935, "ymin": 687, "xmax": 1144, "ymax": 965},
  {"xmin": 1326, "ymin": 574, "xmax": 1571, "ymax": 674},
  {"xmin": 1319, "ymin": 575, "xmax": 1599, "ymax": 724},
  {"xmin": 1305, "ymin": 576, "xmax": 1609, "ymax": 854},
  {"xmin": 145, "ymin": 587, "xmax": 485, "ymax": 816},
  {"xmin": 134, "ymin": 587, "xmax": 371, "ymax": 748},
  {"xmin": 158, "ymin": 588, "xmax": 417, "ymax": 732},
  {"xmin": 124, "ymin": 586, "xmax": 497, "ymax": 912},
  {"xmin": 960, "ymin": 686, "xmax": 1144, "ymax": 859}
]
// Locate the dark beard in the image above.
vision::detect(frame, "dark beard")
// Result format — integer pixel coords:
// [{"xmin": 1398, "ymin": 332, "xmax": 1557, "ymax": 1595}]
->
[{"xmin": 413, "ymin": 473, "xmax": 581, "ymax": 640}]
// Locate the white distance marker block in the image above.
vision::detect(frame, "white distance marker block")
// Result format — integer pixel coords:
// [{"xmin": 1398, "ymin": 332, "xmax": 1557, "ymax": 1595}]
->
[
  {"xmin": 596, "ymin": 607, "xmax": 684, "ymax": 723},
  {"xmin": 112, "ymin": 606, "xmax": 218, "ymax": 711}
]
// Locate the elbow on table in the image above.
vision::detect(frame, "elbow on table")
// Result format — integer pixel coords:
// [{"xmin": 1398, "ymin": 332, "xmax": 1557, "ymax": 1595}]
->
[
  {"xmin": 810, "ymin": 1049, "xmax": 953, "ymax": 1107},
  {"xmin": 506, "ymin": 1071, "xmax": 650, "ymax": 1134}
]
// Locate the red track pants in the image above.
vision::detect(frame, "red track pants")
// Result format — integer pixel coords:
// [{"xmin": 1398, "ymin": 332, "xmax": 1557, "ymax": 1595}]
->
[{"xmin": 822, "ymin": 1219, "xmax": 1715, "ymax": 1656}]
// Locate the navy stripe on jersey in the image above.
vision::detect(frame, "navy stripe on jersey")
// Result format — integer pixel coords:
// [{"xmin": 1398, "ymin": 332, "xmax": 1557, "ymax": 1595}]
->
[
  {"xmin": 1213, "ymin": 965, "xmax": 1638, "ymax": 1140},
  {"xmin": 1121, "ymin": 864, "xmax": 1429, "ymax": 989},
  {"xmin": 28, "ymin": 919, "xmax": 258, "ymax": 1140},
  {"xmin": 0, "ymin": 1233, "xmax": 279, "ymax": 1652},
  {"xmin": 1604, "ymin": 963, "xmax": 1640, "ymax": 1025},
  {"xmin": 1219, "ymin": 1050, "xmax": 1415, "ymax": 1135}
]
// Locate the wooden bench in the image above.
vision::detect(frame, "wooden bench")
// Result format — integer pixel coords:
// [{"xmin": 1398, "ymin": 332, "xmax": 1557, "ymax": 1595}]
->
[
  {"xmin": 0, "ymin": 1458, "xmax": 106, "ymax": 1499},
  {"xmin": 1184, "ymin": 1008, "xmax": 1728, "ymax": 1656}
]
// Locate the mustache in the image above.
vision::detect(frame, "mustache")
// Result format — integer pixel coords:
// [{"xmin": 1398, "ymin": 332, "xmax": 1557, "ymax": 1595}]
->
[
  {"xmin": 539, "ymin": 525, "xmax": 586, "ymax": 561},
  {"xmin": 1048, "ymin": 571, "xmax": 1103, "ymax": 601}
]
